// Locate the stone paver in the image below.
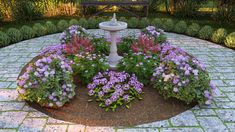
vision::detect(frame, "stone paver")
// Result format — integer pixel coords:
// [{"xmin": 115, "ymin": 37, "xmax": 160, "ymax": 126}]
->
[{"xmin": 0, "ymin": 30, "xmax": 235, "ymax": 131}]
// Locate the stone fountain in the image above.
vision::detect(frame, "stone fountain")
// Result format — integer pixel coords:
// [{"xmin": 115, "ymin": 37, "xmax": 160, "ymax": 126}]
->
[{"xmin": 99, "ymin": 13, "xmax": 128, "ymax": 69}]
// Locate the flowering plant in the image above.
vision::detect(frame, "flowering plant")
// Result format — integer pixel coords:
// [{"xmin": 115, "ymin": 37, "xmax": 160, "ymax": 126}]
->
[
  {"xmin": 117, "ymin": 35, "xmax": 136, "ymax": 55},
  {"xmin": 151, "ymin": 44, "xmax": 215, "ymax": 105},
  {"xmin": 117, "ymin": 52, "xmax": 160, "ymax": 85},
  {"xmin": 17, "ymin": 54, "xmax": 75, "ymax": 108},
  {"xmin": 142, "ymin": 26, "xmax": 167, "ymax": 44},
  {"xmin": 40, "ymin": 44, "xmax": 65, "ymax": 56},
  {"xmin": 64, "ymin": 36, "xmax": 94, "ymax": 56},
  {"xmin": 72, "ymin": 53, "xmax": 109, "ymax": 84},
  {"xmin": 91, "ymin": 37, "xmax": 110, "ymax": 55},
  {"xmin": 87, "ymin": 71, "xmax": 144, "ymax": 111},
  {"xmin": 60, "ymin": 25, "xmax": 88, "ymax": 44},
  {"xmin": 131, "ymin": 34, "xmax": 161, "ymax": 55}
]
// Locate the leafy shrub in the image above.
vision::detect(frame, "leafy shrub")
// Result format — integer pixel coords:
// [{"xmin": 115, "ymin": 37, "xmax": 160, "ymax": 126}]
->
[
  {"xmin": 0, "ymin": 31, "xmax": 10, "ymax": 47},
  {"xmin": 174, "ymin": 21, "xmax": 187, "ymax": 33},
  {"xmin": 57, "ymin": 20, "xmax": 69, "ymax": 32},
  {"xmin": 6, "ymin": 28, "xmax": 23, "ymax": 43},
  {"xmin": 97, "ymin": 17, "xmax": 106, "ymax": 23},
  {"xmin": 12, "ymin": 0, "xmax": 43, "ymax": 21},
  {"xmin": 45, "ymin": 21, "xmax": 57, "ymax": 34},
  {"xmin": 78, "ymin": 18, "xmax": 88, "ymax": 29},
  {"xmin": 118, "ymin": 53, "xmax": 160, "ymax": 85},
  {"xmin": 139, "ymin": 18, "xmax": 150, "ymax": 29},
  {"xmin": 151, "ymin": 18, "xmax": 163, "ymax": 29},
  {"xmin": 33, "ymin": 23, "xmax": 47, "ymax": 37},
  {"xmin": 152, "ymin": 45, "xmax": 216, "ymax": 105},
  {"xmin": 20, "ymin": 25, "xmax": 35, "ymax": 40},
  {"xmin": 69, "ymin": 19, "xmax": 79, "ymax": 26},
  {"xmin": 199, "ymin": 25, "xmax": 213, "ymax": 40},
  {"xmin": 92, "ymin": 37, "xmax": 109, "ymax": 55},
  {"xmin": 72, "ymin": 53, "xmax": 109, "ymax": 84},
  {"xmin": 128, "ymin": 17, "xmax": 139, "ymax": 28},
  {"xmin": 142, "ymin": 26, "xmax": 167, "ymax": 44},
  {"xmin": 212, "ymin": 3, "xmax": 234, "ymax": 23},
  {"xmin": 224, "ymin": 32, "xmax": 235, "ymax": 48},
  {"xmin": 118, "ymin": 36, "xmax": 136, "ymax": 55},
  {"xmin": 162, "ymin": 19, "xmax": 174, "ymax": 31},
  {"xmin": 88, "ymin": 18, "xmax": 98, "ymax": 29},
  {"xmin": 186, "ymin": 23, "xmax": 200, "ymax": 37},
  {"xmin": 211, "ymin": 28, "xmax": 227, "ymax": 44},
  {"xmin": 87, "ymin": 71, "xmax": 144, "ymax": 111},
  {"xmin": 60, "ymin": 25, "xmax": 88, "ymax": 44},
  {"xmin": 64, "ymin": 36, "xmax": 94, "ymax": 56},
  {"xmin": 17, "ymin": 55, "xmax": 75, "ymax": 108},
  {"xmin": 131, "ymin": 34, "xmax": 161, "ymax": 55},
  {"xmin": 0, "ymin": 10, "xmax": 3, "ymax": 22},
  {"xmin": 119, "ymin": 17, "xmax": 127, "ymax": 22}
]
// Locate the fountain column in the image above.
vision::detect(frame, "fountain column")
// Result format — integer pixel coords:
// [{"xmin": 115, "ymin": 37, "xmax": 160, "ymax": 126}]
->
[{"xmin": 99, "ymin": 13, "xmax": 127, "ymax": 69}]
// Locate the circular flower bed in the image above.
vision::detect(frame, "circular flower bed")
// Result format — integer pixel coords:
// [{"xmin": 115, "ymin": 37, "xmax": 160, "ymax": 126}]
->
[
  {"xmin": 17, "ymin": 25, "xmax": 216, "ymax": 125},
  {"xmin": 17, "ymin": 54, "xmax": 75, "ymax": 108},
  {"xmin": 88, "ymin": 71, "xmax": 143, "ymax": 111}
]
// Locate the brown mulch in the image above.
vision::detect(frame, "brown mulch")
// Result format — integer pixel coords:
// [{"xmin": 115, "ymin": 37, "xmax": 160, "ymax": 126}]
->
[{"xmin": 20, "ymin": 55, "xmax": 196, "ymax": 126}]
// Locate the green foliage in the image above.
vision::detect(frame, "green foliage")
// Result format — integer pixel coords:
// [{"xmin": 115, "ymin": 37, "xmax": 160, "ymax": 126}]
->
[
  {"xmin": 0, "ymin": 31, "xmax": 10, "ymax": 47},
  {"xmin": 96, "ymin": 17, "xmax": 106, "ymax": 23},
  {"xmin": 199, "ymin": 25, "xmax": 214, "ymax": 40},
  {"xmin": 162, "ymin": 19, "xmax": 174, "ymax": 31},
  {"xmin": 6, "ymin": 28, "xmax": 23, "ymax": 43},
  {"xmin": 139, "ymin": 18, "xmax": 150, "ymax": 29},
  {"xmin": 78, "ymin": 18, "xmax": 88, "ymax": 29},
  {"xmin": 212, "ymin": 3, "xmax": 234, "ymax": 23},
  {"xmin": 211, "ymin": 28, "xmax": 227, "ymax": 44},
  {"xmin": 0, "ymin": 10, "xmax": 3, "ymax": 22},
  {"xmin": 20, "ymin": 25, "xmax": 35, "ymax": 40},
  {"xmin": 186, "ymin": 23, "xmax": 200, "ymax": 37},
  {"xmin": 88, "ymin": 18, "xmax": 98, "ymax": 29},
  {"xmin": 72, "ymin": 53, "xmax": 109, "ymax": 84},
  {"xmin": 117, "ymin": 53, "xmax": 160, "ymax": 85},
  {"xmin": 45, "ymin": 21, "xmax": 57, "ymax": 34},
  {"xmin": 118, "ymin": 36, "xmax": 136, "ymax": 55},
  {"xmin": 69, "ymin": 19, "xmax": 79, "ymax": 26},
  {"xmin": 128, "ymin": 17, "xmax": 139, "ymax": 28},
  {"xmin": 12, "ymin": 0, "xmax": 43, "ymax": 21},
  {"xmin": 224, "ymin": 32, "xmax": 235, "ymax": 48},
  {"xmin": 17, "ymin": 56, "xmax": 75, "ymax": 108},
  {"xmin": 92, "ymin": 37, "xmax": 109, "ymax": 55},
  {"xmin": 174, "ymin": 21, "xmax": 187, "ymax": 33},
  {"xmin": 174, "ymin": 0, "xmax": 204, "ymax": 18},
  {"xmin": 33, "ymin": 23, "xmax": 47, "ymax": 37},
  {"xmin": 151, "ymin": 18, "xmax": 163, "ymax": 29},
  {"xmin": 57, "ymin": 20, "xmax": 69, "ymax": 32},
  {"xmin": 119, "ymin": 17, "xmax": 127, "ymax": 22}
]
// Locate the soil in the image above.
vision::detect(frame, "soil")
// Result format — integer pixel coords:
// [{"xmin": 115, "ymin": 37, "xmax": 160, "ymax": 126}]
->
[{"xmin": 20, "ymin": 55, "xmax": 196, "ymax": 126}]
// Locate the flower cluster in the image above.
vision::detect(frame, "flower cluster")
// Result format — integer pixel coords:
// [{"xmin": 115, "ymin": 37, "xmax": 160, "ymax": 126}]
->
[
  {"xmin": 60, "ymin": 25, "xmax": 88, "ymax": 44},
  {"xmin": 64, "ymin": 36, "xmax": 94, "ymax": 55},
  {"xmin": 17, "ymin": 54, "xmax": 75, "ymax": 108},
  {"xmin": 118, "ymin": 52, "xmax": 160, "ymax": 85},
  {"xmin": 87, "ymin": 71, "xmax": 144, "ymax": 111},
  {"xmin": 72, "ymin": 53, "xmax": 109, "ymax": 84},
  {"xmin": 40, "ymin": 44, "xmax": 65, "ymax": 56},
  {"xmin": 142, "ymin": 26, "xmax": 167, "ymax": 44},
  {"xmin": 131, "ymin": 34, "xmax": 161, "ymax": 54},
  {"xmin": 151, "ymin": 44, "xmax": 215, "ymax": 105}
]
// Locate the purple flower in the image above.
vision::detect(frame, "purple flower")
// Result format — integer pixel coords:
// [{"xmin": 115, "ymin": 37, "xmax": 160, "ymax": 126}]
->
[
  {"xmin": 88, "ymin": 90, "xmax": 95, "ymax": 96},
  {"xmin": 105, "ymin": 99, "xmax": 112, "ymax": 106},
  {"xmin": 123, "ymin": 95, "xmax": 129, "ymax": 102},
  {"xmin": 98, "ymin": 91, "xmax": 104, "ymax": 98}
]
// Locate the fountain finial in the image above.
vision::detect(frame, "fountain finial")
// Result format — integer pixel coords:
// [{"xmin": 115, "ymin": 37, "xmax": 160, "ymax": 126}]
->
[{"xmin": 111, "ymin": 13, "xmax": 117, "ymax": 25}]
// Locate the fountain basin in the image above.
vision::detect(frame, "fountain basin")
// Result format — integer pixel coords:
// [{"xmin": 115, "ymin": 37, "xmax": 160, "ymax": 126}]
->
[{"xmin": 99, "ymin": 21, "xmax": 127, "ymax": 32}]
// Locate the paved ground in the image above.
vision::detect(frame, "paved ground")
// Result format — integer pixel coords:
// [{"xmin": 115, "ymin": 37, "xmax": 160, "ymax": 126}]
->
[{"xmin": 0, "ymin": 29, "xmax": 235, "ymax": 132}]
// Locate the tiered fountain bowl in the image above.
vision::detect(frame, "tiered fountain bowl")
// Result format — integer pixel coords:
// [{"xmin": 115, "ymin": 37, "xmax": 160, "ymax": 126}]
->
[{"xmin": 99, "ymin": 13, "xmax": 128, "ymax": 69}]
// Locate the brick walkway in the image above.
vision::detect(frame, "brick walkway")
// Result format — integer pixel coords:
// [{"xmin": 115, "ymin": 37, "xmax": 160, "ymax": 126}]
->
[{"xmin": 0, "ymin": 29, "xmax": 235, "ymax": 132}]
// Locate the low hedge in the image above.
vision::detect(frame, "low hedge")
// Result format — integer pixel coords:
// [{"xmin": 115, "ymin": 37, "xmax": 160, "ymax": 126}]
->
[{"xmin": 0, "ymin": 17, "xmax": 234, "ymax": 50}]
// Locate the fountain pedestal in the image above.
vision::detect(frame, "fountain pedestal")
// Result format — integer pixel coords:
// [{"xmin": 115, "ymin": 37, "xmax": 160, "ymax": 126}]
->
[{"xmin": 99, "ymin": 14, "xmax": 127, "ymax": 69}]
